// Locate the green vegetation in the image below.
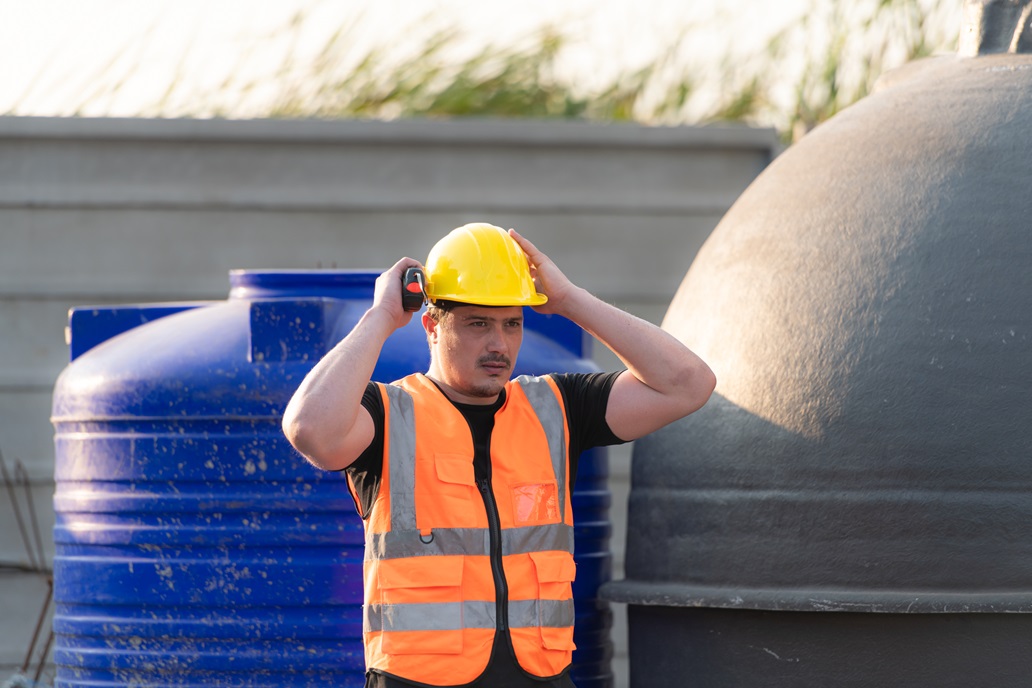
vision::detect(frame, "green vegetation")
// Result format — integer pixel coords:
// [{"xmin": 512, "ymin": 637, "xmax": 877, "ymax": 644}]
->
[
  {"xmin": 48, "ymin": 0, "xmax": 962, "ymax": 143},
  {"xmin": 247, "ymin": 0, "xmax": 959, "ymax": 143},
  {"xmin": 764, "ymin": 0, "xmax": 960, "ymax": 140}
]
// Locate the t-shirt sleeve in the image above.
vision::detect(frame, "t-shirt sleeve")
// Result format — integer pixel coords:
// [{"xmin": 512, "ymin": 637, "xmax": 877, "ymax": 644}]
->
[
  {"xmin": 343, "ymin": 382, "xmax": 386, "ymax": 519},
  {"xmin": 551, "ymin": 370, "xmax": 629, "ymax": 455}
]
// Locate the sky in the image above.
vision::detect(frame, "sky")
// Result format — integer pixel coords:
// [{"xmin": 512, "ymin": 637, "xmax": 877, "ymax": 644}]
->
[{"xmin": 0, "ymin": 0, "xmax": 809, "ymax": 119}]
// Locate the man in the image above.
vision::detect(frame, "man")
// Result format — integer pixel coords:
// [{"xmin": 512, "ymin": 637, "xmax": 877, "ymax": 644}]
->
[{"xmin": 282, "ymin": 223, "xmax": 715, "ymax": 687}]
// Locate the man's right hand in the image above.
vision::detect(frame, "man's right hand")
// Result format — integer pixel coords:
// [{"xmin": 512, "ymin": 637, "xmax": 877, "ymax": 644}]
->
[
  {"xmin": 282, "ymin": 256, "xmax": 424, "ymax": 472},
  {"xmin": 372, "ymin": 257, "xmax": 424, "ymax": 332}
]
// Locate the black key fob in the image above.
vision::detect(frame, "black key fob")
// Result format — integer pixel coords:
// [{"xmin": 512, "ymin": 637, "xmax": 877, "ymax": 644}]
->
[{"xmin": 402, "ymin": 267, "xmax": 426, "ymax": 311}]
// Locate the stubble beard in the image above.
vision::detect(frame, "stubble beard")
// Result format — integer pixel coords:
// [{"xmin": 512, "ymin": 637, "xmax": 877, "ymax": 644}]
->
[
  {"xmin": 464, "ymin": 354, "xmax": 511, "ymax": 399},
  {"xmin": 465, "ymin": 379, "xmax": 504, "ymax": 399}
]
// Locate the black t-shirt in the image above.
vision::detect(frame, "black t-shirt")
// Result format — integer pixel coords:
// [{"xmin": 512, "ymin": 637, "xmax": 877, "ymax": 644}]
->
[{"xmin": 347, "ymin": 371, "xmax": 627, "ymax": 688}]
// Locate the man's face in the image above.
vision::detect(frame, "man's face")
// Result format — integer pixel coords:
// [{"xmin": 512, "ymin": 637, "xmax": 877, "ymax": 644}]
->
[{"xmin": 423, "ymin": 305, "xmax": 524, "ymax": 404}]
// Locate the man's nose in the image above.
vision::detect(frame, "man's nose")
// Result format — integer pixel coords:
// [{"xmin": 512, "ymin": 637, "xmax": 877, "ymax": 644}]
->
[{"xmin": 486, "ymin": 325, "xmax": 508, "ymax": 352}]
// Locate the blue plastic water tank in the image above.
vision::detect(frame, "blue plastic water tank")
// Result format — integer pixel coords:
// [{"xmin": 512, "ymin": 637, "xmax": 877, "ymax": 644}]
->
[{"xmin": 51, "ymin": 270, "xmax": 613, "ymax": 687}]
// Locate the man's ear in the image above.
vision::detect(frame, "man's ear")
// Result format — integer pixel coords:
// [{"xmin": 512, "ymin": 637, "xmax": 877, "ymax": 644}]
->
[{"xmin": 421, "ymin": 312, "xmax": 438, "ymax": 343}]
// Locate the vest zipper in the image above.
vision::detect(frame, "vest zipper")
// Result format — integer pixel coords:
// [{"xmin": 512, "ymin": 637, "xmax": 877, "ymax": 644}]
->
[{"xmin": 478, "ymin": 476, "xmax": 509, "ymax": 632}]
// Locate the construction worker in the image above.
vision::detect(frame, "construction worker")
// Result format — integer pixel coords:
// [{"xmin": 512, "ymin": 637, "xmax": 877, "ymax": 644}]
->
[{"xmin": 282, "ymin": 223, "xmax": 716, "ymax": 688}]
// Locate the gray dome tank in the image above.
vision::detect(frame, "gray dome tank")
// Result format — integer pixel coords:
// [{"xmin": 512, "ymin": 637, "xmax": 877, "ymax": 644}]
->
[{"xmin": 603, "ymin": 1, "xmax": 1032, "ymax": 685}]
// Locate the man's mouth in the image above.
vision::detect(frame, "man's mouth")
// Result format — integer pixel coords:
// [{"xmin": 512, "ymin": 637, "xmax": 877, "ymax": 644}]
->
[{"xmin": 479, "ymin": 356, "xmax": 511, "ymax": 374}]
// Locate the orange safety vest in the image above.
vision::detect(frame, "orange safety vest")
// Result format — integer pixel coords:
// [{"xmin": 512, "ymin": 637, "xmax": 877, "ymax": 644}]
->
[{"xmin": 357, "ymin": 372, "xmax": 577, "ymax": 686}]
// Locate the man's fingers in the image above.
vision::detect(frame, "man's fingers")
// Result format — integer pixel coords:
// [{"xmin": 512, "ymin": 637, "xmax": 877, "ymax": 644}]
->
[{"xmin": 508, "ymin": 228, "xmax": 537, "ymax": 259}]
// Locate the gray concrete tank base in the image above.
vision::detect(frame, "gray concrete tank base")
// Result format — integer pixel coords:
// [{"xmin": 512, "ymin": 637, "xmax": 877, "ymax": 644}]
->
[{"xmin": 602, "ymin": 1, "xmax": 1032, "ymax": 685}]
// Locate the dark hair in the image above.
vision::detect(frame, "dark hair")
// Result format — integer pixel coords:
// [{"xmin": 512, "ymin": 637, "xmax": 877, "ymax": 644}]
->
[
  {"xmin": 427, "ymin": 299, "xmax": 523, "ymax": 322},
  {"xmin": 426, "ymin": 300, "xmax": 461, "ymax": 323}
]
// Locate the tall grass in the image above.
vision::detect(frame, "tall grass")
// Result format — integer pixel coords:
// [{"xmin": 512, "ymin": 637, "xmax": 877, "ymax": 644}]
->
[
  {"xmin": 769, "ymin": 0, "xmax": 960, "ymax": 140},
  {"xmin": 12, "ymin": 0, "xmax": 962, "ymax": 143},
  {"xmin": 240, "ymin": 0, "xmax": 959, "ymax": 142},
  {"xmin": 209, "ymin": 14, "xmax": 673, "ymax": 125}
]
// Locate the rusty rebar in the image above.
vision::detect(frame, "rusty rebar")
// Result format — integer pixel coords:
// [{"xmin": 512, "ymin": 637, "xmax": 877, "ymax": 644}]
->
[
  {"xmin": 21, "ymin": 575, "xmax": 54, "ymax": 675},
  {"xmin": 15, "ymin": 459, "xmax": 47, "ymax": 572},
  {"xmin": 0, "ymin": 447, "xmax": 39, "ymax": 571}
]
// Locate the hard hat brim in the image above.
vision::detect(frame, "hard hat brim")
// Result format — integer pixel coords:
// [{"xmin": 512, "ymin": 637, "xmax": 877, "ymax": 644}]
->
[{"xmin": 427, "ymin": 292, "xmax": 548, "ymax": 308}]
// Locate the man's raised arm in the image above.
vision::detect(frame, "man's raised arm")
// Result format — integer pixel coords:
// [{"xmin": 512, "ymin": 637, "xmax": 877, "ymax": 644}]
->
[
  {"xmin": 509, "ymin": 229, "xmax": 716, "ymax": 441},
  {"xmin": 281, "ymin": 257, "xmax": 421, "ymax": 471}
]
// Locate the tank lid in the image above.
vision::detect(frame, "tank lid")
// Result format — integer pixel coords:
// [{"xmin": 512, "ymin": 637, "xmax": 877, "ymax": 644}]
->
[
  {"xmin": 228, "ymin": 269, "xmax": 378, "ymax": 300},
  {"xmin": 959, "ymin": 0, "xmax": 1032, "ymax": 56}
]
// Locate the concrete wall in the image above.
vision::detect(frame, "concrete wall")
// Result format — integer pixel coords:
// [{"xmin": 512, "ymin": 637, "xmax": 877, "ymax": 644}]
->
[{"xmin": 0, "ymin": 115, "xmax": 779, "ymax": 684}]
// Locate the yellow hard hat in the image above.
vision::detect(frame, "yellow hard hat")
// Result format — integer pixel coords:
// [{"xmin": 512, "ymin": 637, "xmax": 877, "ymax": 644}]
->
[{"xmin": 424, "ymin": 223, "xmax": 548, "ymax": 307}]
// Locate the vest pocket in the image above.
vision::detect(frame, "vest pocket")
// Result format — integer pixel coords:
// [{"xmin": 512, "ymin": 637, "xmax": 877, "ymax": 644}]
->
[
  {"xmin": 528, "ymin": 551, "xmax": 577, "ymax": 651},
  {"xmin": 430, "ymin": 453, "xmax": 478, "ymax": 523},
  {"xmin": 377, "ymin": 556, "xmax": 465, "ymax": 655},
  {"xmin": 539, "ymin": 625, "xmax": 576, "ymax": 652},
  {"xmin": 510, "ymin": 481, "xmax": 560, "ymax": 526}
]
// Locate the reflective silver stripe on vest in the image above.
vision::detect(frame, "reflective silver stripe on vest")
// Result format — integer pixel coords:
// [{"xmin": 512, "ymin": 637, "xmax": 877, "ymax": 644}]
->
[
  {"xmin": 383, "ymin": 384, "xmax": 418, "ymax": 532},
  {"xmin": 515, "ymin": 375, "xmax": 568, "ymax": 522},
  {"xmin": 503, "ymin": 523, "xmax": 575, "ymax": 557},
  {"xmin": 367, "ymin": 522, "xmax": 574, "ymax": 561},
  {"xmin": 366, "ymin": 527, "xmax": 489, "ymax": 561},
  {"xmin": 523, "ymin": 598, "xmax": 576, "ymax": 629},
  {"xmin": 364, "ymin": 598, "xmax": 573, "ymax": 633},
  {"xmin": 365, "ymin": 600, "xmax": 495, "ymax": 633}
]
